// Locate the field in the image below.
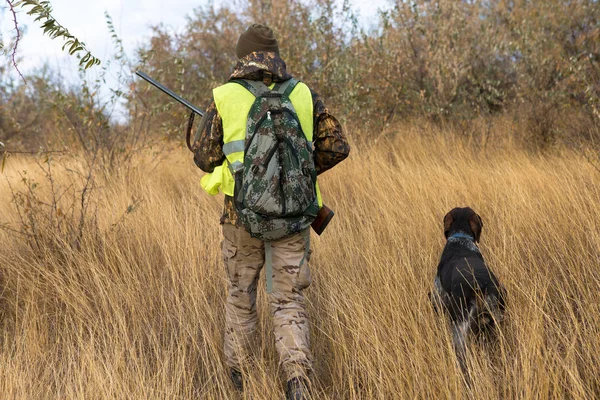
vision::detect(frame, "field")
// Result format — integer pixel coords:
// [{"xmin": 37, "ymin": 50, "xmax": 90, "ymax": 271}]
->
[{"xmin": 1, "ymin": 123, "xmax": 599, "ymax": 399}]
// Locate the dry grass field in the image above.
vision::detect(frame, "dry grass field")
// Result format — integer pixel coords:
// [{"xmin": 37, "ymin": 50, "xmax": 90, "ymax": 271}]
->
[{"xmin": 1, "ymin": 123, "xmax": 599, "ymax": 399}]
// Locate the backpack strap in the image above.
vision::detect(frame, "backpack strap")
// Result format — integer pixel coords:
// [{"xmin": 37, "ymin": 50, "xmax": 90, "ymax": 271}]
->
[
  {"xmin": 272, "ymin": 78, "xmax": 299, "ymax": 98},
  {"xmin": 299, "ymin": 228, "xmax": 310, "ymax": 268},
  {"xmin": 230, "ymin": 79, "xmax": 271, "ymax": 97},
  {"xmin": 231, "ymin": 78, "xmax": 300, "ymax": 99},
  {"xmin": 265, "ymin": 241, "xmax": 273, "ymax": 294}
]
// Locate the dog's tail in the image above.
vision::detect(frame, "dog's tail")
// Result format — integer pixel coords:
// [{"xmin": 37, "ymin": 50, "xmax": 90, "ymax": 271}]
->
[{"xmin": 472, "ymin": 292, "xmax": 505, "ymax": 335}]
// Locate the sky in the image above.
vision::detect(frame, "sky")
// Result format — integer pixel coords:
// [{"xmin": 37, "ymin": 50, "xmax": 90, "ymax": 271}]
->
[
  {"xmin": 1, "ymin": 0, "xmax": 390, "ymax": 119},
  {"xmin": 2, "ymin": 0, "xmax": 204, "ymax": 78}
]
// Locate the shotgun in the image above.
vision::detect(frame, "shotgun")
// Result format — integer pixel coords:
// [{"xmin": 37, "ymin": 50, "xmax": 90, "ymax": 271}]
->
[
  {"xmin": 135, "ymin": 71, "xmax": 335, "ymax": 235},
  {"xmin": 135, "ymin": 71, "xmax": 204, "ymax": 152}
]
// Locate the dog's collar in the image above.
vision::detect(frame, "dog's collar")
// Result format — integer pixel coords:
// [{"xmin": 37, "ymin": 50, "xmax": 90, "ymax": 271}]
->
[{"xmin": 448, "ymin": 232, "xmax": 474, "ymax": 241}]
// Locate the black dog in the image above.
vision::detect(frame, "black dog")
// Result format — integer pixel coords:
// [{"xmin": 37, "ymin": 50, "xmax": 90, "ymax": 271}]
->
[{"xmin": 432, "ymin": 207, "xmax": 506, "ymax": 374}]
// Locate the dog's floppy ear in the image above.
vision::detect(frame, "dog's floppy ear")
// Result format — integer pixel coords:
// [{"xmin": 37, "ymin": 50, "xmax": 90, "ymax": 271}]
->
[
  {"xmin": 443, "ymin": 212, "xmax": 454, "ymax": 238},
  {"xmin": 469, "ymin": 213, "xmax": 483, "ymax": 242}
]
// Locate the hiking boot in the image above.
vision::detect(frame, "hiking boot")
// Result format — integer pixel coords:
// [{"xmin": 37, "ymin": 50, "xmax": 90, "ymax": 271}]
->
[
  {"xmin": 230, "ymin": 368, "xmax": 244, "ymax": 392},
  {"xmin": 285, "ymin": 377, "xmax": 310, "ymax": 400}
]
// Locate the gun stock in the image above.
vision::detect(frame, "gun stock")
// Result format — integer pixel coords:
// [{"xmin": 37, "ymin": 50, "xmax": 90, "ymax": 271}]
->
[{"xmin": 311, "ymin": 205, "xmax": 335, "ymax": 235}]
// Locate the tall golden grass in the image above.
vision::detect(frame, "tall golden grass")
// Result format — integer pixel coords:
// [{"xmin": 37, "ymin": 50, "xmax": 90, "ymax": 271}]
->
[{"xmin": 1, "ymin": 123, "xmax": 599, "ymax": 399}]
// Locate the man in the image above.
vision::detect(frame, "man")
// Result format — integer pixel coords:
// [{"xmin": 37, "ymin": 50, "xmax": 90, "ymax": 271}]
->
[{"xmin": 192, "ymin": 24, "xmax": 349, "ymax": 399}]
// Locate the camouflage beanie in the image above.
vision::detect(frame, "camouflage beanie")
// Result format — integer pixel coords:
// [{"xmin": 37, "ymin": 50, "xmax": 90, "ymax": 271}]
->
[{"xmin": 235, "ymin": 24, "xmax": 279, "ymax": 59}]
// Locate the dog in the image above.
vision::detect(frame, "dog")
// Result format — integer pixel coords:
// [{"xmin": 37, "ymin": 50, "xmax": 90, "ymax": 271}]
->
[{"xmin": 431, "ymin": 207, "xmax": 506, "ymax": 375}]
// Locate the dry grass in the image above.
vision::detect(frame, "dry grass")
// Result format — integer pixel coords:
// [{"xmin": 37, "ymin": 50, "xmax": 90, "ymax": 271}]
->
[{"xmin": 1, "ymin": 124, "xmax": 599, "ymax": 399}]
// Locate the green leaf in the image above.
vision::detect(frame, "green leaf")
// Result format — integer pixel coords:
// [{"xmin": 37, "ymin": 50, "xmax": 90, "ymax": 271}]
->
[{"xmin": 16, "ymin": 0, "xmax": 101, "ymax": 70}]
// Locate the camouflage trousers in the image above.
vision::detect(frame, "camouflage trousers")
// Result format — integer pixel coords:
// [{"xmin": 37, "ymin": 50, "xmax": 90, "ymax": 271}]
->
[{"xmin": 221, "ymin": 223, "xmax": 313, "ymax": 381}]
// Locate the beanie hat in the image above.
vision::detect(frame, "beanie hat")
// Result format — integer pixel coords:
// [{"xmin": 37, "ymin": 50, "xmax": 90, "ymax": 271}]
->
[{"xmin": 235, "ymin": 24, "xmax": 279, "ymax": 59}]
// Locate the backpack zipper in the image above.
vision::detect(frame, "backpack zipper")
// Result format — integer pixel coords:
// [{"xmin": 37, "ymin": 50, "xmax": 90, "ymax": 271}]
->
[{"xmin": 244, "ymin": 111, "xmax": 271, "ymax": 154}]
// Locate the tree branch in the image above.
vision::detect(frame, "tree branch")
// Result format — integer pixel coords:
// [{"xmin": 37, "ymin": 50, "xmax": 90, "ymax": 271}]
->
[
  {"xmin": 4, "ymin": 0, "xmax": 102, "ymax": 81},
  {"xmin": 6, "ymin": 0, "xmax": 26, "ymax": 81}
]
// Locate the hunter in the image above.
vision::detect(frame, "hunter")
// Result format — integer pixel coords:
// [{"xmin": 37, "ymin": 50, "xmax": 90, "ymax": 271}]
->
[{"xmin": 192, "ymin": 24, "xmax": 350, "ymax": 399}]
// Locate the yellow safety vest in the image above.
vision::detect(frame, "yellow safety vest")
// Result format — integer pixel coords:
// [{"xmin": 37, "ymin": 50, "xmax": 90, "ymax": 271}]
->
[{"xmin": 200, "ymin": 80, "xmax": 322, "ymax": 205}]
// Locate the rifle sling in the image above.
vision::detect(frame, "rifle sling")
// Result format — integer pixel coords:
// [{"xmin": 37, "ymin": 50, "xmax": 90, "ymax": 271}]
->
[{"xmin": 186, "ymin": 111, "xmax": 196, "ymax": 152}]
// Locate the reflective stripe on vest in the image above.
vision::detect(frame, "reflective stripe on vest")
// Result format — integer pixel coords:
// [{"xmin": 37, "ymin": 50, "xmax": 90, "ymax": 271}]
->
[{"xmin": 201, "ymin": 80, "xmax": 322, "ymax": 206}]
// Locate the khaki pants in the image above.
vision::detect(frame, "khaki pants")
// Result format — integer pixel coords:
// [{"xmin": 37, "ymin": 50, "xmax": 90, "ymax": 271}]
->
[{"xmin": 221, "ymin": 224, "xmax": 313, "ymax": 381}]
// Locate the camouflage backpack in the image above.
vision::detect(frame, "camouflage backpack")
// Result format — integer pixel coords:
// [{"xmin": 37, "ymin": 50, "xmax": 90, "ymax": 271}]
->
[{"xmin": 231, "ymin": 78, "xmax": 319, "ymax": 241}]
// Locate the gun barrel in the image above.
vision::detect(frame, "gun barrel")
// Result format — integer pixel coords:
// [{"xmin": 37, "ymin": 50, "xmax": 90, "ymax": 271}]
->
[{"xmin": 135, "ymin": 71, "xmax": 205, "ymax": 117}]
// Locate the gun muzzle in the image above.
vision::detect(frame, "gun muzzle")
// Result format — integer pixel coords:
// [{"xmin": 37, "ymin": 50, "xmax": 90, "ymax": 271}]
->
[{"xmin": 311, "ymin": 205, "xmax": 335, "ymax": 235}]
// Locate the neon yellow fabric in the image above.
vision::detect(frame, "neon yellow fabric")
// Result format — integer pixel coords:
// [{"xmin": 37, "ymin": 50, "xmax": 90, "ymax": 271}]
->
[
  {"xmin": 316, "ymin": 182, "xmax": 322, "ymax": 206},
  {"xmin": 200, "ymin": 161, "xmax": 235, "ymax": 196},
  {"xmin": 288, "ymin": 83, "xmax": 313, "ymax": 141},
  {"xmin": 201, "ymin": 80, "xmax": 322, "ymax": 206}
]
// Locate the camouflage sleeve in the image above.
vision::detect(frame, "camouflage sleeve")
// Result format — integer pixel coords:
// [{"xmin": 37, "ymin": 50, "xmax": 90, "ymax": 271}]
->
[
  {"xmin": 312, "ymin": 92, "xmax": 350, "ymax": 175},
  {"xmin": 192, "ymin": 100, "xmax": 226, "ymax": 173}
]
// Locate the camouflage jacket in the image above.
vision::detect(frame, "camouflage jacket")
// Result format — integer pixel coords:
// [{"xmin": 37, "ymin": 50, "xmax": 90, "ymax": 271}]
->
[{"xmin": 192, "ymin": 51, "xmax": 350, "ymax": 226}]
